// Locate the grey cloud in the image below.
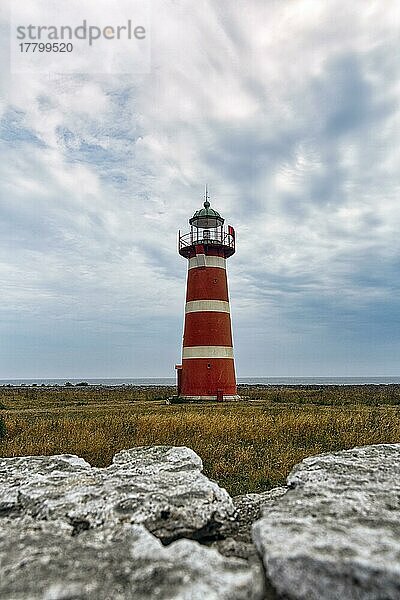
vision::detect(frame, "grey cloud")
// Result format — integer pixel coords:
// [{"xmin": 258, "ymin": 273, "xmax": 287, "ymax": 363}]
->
[{"xmin": 1, "ymin": 0, "xmax": 400, "ymax": 376}]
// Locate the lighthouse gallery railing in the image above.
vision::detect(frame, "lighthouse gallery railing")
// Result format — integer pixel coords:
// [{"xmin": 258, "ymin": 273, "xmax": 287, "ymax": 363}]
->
[{"xmin": 178, "ymin": 227, "xmax": 235, "ymax": 252}]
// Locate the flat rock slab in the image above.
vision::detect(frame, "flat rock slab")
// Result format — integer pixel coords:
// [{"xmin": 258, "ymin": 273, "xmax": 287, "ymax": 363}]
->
[
  {"xmin": 214, "ymin": 488, "xmax": 288, "ymax": 561},
  {"xmin": 0, "ymin": 517, "xmax": 265, "ymax": 600},
  {"xmin": 253, "ymin": 444, "xmax": 400, "ymax": 600},
  {"xmin": 0, "ymin": 446, "xmax": 236, "ymax": 543}
]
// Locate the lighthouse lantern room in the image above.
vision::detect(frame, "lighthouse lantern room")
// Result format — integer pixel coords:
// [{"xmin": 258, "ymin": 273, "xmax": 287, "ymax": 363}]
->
[{"xmin": 175, "ymin": 190, "xmax": 240, "ymax": 401}]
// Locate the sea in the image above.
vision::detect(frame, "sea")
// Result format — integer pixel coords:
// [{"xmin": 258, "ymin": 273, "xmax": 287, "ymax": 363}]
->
[{"xmin": 1, "ymin": 377, "xmax": 400, "ymax": 386}]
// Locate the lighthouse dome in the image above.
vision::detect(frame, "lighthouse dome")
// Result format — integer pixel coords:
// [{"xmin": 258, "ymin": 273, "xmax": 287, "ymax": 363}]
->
[{"xmin": 189, "ymin": 200, "xmax": 225, "ymax": 228}]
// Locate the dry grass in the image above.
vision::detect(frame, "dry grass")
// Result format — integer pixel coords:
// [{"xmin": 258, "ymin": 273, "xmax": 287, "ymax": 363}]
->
[{"xmin": 1, "ymin": 385, "xmax": 399, "ymax": 495}]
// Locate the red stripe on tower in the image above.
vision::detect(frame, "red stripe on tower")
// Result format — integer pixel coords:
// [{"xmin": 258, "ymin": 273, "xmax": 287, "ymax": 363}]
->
[{"xmin": 176, "ymin": 189, "xmax": 240, "ymax": 402}]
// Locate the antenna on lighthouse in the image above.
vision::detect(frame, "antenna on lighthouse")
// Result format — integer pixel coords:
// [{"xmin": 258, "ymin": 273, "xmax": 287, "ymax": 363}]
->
[{"xmin": 204, "ymin": 184, "xmax": 210, "ymax": 208}]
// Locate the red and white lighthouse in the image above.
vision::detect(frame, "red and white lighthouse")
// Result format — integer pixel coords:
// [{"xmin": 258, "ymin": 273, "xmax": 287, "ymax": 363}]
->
[{"xmin": 175, "ymin": 191, "xmax": 240, "ymax": 401}]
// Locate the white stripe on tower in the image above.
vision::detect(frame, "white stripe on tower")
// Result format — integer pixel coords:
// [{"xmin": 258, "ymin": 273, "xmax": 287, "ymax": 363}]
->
[
  {"xmin": 185, "ymin": 300, "xmax": 230, "ymax": 313},
  {"xmin": 182, "ymin": 346, "xmax": 234, "ymax": 359},
  {"xmin": 188, "ymin": 256, "xmax": 226, "ymax": 270}
]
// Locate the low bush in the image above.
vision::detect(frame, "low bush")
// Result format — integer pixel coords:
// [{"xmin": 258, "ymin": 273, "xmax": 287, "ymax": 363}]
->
[{"xmin": 0, "ymin": 417, "xmax": 7, "ymax": 439}]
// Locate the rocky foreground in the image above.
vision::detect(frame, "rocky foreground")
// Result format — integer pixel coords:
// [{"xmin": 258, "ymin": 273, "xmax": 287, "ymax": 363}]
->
[{"xmin": 0, "ymin": 444, "xmax": 399, "ymax": 600}]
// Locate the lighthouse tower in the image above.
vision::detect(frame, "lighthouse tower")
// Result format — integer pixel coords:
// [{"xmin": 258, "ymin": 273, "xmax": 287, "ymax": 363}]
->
[{"xmin": 175, "ymin": 191, "xmax": 240, "ymax": 401}]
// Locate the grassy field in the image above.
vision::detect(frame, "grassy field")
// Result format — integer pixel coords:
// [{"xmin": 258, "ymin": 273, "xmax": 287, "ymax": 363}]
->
[{"xmin": 0, "ymin": 384, "xmax": 399, "ymax": 496}]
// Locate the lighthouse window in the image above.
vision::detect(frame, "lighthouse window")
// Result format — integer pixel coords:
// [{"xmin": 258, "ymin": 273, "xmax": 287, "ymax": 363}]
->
[{"xmin": 207, "ymin": 363, "xmax": 211, "ymax": 369}]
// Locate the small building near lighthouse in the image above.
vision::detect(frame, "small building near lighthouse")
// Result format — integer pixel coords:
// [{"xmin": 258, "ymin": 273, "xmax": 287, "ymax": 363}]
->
[{"xmin": 175, "ymin": 191, "xmax": 240, "ymax": 401}]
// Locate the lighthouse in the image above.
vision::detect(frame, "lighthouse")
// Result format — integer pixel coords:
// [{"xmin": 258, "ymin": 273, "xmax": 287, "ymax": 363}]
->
[{"xmin": 175, "ymin": 190, "xmax": 240, "ymax": 401}]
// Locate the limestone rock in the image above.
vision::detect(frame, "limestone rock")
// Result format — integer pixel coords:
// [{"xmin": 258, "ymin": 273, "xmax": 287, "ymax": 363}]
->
[
  {"xmin": 214, "ymin": 488, "xmax": 288, "ymax": 561},
  {"xmin": 0, "ymin": 446, "xmax": 236, "ymax": 543},
  {"xmin": 253, "ymin": 444, "xmax": 400, "ymax": 600},
  {"xmin": 0, "ymin": 517, "xmax": 265, "ymax": 600}
]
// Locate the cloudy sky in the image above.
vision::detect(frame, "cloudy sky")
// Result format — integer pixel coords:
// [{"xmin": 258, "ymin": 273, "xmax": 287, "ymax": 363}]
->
[{"xmin": 1, "ymin": 0, "xmax": 400, "ymax": 379}]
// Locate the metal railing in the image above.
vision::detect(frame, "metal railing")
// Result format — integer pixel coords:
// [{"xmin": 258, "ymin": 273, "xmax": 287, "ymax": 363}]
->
[{"xmin": 179, "ymin": 227, "xmax": 235, "ymax": 252}]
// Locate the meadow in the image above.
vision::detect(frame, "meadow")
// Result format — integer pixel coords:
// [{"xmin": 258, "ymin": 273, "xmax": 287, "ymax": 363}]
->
[{"xmin": 0, "ymin": 384, "xmax": 399, "ymax": 496}]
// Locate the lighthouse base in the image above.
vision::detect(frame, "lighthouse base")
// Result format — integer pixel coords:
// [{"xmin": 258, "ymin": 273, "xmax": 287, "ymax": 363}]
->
[{"xmin": 175, "ymin": 394, "xmax": 242, "ymax": 403}]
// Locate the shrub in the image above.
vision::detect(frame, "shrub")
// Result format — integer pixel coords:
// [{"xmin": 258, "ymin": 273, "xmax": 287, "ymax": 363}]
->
[{"xmin": 0, "ymin": 417, "xmax": 6, "ymax": 440}]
